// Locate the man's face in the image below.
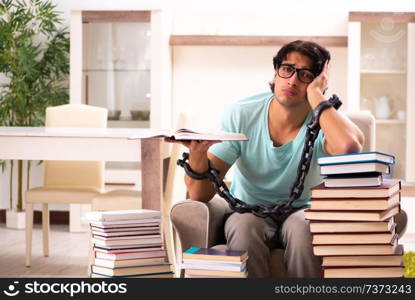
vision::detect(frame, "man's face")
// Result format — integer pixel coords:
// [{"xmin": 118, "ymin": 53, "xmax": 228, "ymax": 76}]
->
[{"xmin": 273, "ymin": 51, "xmax": 314, "ymax": 108}]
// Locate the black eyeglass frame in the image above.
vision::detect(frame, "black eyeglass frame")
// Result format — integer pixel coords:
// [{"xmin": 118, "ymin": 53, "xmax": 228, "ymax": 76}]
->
[{"xmin": 277, "ymin": 63, "xmax": 316, "ymax": 84}]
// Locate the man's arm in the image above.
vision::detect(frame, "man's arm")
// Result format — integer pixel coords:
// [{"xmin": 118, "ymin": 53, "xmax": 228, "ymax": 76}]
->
[
  {"xmin": 165, "ymin": 139, "xmax": 232, "ymax": 203},
  {"xmin": 307, "ymin": 62, "xmax": 364, "ymax": 155},
  {"xmin": 185, "ymin": 147, "xmax": 232, "ymax": 203}
]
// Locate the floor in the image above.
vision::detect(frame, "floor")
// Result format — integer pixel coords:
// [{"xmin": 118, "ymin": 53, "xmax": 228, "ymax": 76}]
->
[
  {"xmin": 0, "ymin": 223, "xmax": 414, "ymax": 278},
  {"xmin": 0, "ymin": 224, "xmax": 90, "ymax": 278}
]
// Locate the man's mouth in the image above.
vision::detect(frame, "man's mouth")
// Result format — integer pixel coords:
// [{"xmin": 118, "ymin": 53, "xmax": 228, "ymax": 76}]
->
[{"xmin": 283, "ymin": 88, "xmax": 297, "ymax": 96}]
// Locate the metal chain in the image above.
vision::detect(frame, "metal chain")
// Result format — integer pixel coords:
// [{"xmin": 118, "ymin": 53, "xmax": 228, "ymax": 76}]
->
[{"xmin": 177, "ymin": 95, "xmax": 342, "ymax": 237}]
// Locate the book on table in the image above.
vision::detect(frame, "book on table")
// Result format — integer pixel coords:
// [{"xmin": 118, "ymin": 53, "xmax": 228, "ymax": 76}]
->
[
  {"xmin": 323, "ymin": 172, "xmax": 383, "ymax": 188},
  {"xmin": 320, "ymin": 161, "xmax": 390, "ymax": 175},
  {"xmin": 310, "ymin": 179, "xmax": 401, "ymax": 199},
  {"xmin": 322, "ymin": 244, "xmax": 404, "ymax": 267},
  {"xmin": 182, "ymin": 247, "xmax": 248, "ymax": 262},
  {"xmin": 323, "ymin": 266, "xmax": 404, "ymax": 278},
  {"xmin": 304, "ymin": 205, "xmax": 400, "ymax": 222},
  {"xmin": 313, "ymin": 234, "xmax": 398, "ymax": 256},
  {"xmin": 129, "ymin": 128, "xmax": 248, "ymax": 141},
  {"xmin": 309, "ymin": 218, "xmax": 395, "ymax": 233},
  {"xmin": 309, "ymin": 191, "xmax": 400, "ymax": 211},
  {"xmin": 317, "ymin": 151, "xmax": 395, "ymax": 165},
  {"xmin": 312, "ymin": 224, "xmax": 396, "ymax": 245}
]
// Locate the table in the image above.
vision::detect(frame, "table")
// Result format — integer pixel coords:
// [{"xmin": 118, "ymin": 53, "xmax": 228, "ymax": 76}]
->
[{"xmin": 0, "ymin": 126, "xmax": 164, "ymax": 211}]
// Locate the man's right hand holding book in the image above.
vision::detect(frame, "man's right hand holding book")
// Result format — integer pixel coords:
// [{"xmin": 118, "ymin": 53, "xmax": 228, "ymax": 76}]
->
[{"xmin": 164, "ymin": 138, "xmax": 231, "ymax": 203}]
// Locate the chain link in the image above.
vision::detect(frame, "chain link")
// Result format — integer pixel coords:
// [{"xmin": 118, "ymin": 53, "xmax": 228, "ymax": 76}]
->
[{"xmin": 177, "ymin": 95, "xmax": 342, "ymax": 242}]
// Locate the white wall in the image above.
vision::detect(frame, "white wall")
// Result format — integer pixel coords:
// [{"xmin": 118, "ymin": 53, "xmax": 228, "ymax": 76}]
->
[{"xmin": 172, "ymin": 46, "xmax": 347, "ymax": 129}]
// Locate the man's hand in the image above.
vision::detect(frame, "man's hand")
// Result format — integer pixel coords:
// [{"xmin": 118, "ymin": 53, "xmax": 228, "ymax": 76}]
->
[
  {"xmin": 164, "ymin": 138, "xmax": 221, "ymax": 173},
  {"xmin": 306, "ymin": 60, "xmax": 330, "ymax": 109}
]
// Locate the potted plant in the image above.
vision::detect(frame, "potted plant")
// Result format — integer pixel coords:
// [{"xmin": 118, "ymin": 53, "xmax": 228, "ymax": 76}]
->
[{"xmin": 0, "ymin": 0, "xmax": 69, "ymax": 228}]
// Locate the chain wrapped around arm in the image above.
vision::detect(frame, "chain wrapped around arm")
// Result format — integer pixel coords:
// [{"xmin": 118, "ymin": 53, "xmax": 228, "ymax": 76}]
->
[{"xmin": 177, "ymin": 95, "xmax": 342, "ymax": 243}]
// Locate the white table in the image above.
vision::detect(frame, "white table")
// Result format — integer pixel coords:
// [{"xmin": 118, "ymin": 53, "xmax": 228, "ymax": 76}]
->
[{"xmin": 0, "ymin": 126, "xmax": 164, "ymax": 211}]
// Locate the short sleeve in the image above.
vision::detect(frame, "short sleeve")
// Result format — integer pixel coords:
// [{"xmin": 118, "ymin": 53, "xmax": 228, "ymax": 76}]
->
[{"xmin": 209, "ymin": 104, "xmax": 242, "ymax": 165}]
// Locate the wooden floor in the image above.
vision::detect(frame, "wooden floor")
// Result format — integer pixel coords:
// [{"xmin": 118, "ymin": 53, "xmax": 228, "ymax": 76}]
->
[
  {"xmin": 1, "ymin": 223, "xmax": 414, "ymax": 278},
  {"xmin": 0, "ymin": 224, "xmax": 90, "ymax": 278}
]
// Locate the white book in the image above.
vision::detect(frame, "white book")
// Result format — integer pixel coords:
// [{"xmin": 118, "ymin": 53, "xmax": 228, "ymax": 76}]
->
[
  {"xmin": 89, "ymin": 219, "xmax": 161, "ymax": 227},
  {"xmin": 317, "ymin": 151, "xmax": 395, "ymax": 165},
  {"xmin": 128, "ymin": 128, "xmax": 248, "ymax": 141},
  {"xmin": 84, "ymin": 209, "xmax": 161, "ymax": 222},
  {"xmin": 323, "ymin": 174, "xmax": 382, "ymax": 187}
]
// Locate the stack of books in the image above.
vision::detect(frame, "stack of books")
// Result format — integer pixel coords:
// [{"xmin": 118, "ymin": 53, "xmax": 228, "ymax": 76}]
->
[
  {"xmin": 181, "ymin": 247, "xmax": 248, "ymax": 278},
  {"xmin": 84, "ymin": 209, "xmax": 174, "ymax": 278},
  {"xmin": 305, "ymin": 151, "xmax": 404, "ymax": 278}
]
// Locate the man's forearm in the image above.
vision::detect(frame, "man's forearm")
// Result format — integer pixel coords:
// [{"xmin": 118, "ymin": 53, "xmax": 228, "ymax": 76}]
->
[
  {"xmin": 309, "ymin": 91, "xmax": 364, "ymax": 155},
  {"xmin": 185, "ymin": 151, "xmax": 216, "ymax": 202}
]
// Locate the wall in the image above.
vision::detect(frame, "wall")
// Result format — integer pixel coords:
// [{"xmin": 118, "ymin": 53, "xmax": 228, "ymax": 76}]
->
[{"xmin": 172, "ymin": 46, "xmax": 347, "ymax": 129}]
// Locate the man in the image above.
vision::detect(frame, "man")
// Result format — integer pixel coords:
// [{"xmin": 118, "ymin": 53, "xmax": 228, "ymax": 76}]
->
[{"xmin": 169, "ymin": 40, "xmax": 364, "ymax": 277}]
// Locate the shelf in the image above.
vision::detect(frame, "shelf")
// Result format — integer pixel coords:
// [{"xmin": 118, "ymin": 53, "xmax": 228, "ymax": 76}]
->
[
  {"xmin": 375, "ymin": 119, "xmax": 405, "ymax": 124},
  {"xmin": 349, "ymin": 12, "xmax": 415, "ymax": 23},
  {"xmin": 169, "ymin": 35, "xmax": 347, "ymax": 47},
  {"xmin": 360, "ymin": 69, "xmax": 406, "ymax": 75}
]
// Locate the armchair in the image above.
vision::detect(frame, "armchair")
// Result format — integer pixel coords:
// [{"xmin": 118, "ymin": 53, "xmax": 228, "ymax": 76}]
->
[{"xmin": 170, "ymin": 111, "xmax": 408, "ymax": 277}]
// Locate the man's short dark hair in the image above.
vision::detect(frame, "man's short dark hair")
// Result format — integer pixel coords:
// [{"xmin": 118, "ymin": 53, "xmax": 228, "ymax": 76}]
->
[{"xmin": 269, "ymin": 40, "xmax": 331, "ymax": 92}]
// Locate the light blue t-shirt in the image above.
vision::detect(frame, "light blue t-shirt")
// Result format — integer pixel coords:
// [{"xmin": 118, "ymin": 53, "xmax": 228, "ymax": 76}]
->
[{"xmin": 209, "ymin": 92, "xmax": 326, "ymax": 208}]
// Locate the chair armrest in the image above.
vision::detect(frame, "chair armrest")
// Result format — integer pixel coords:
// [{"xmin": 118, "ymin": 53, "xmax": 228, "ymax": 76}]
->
[{"xmin": 170, "ymin": 196, "xmax": 231, "ymax": 251}]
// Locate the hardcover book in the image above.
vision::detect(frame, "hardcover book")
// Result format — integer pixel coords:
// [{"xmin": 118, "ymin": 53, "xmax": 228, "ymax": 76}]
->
[
  {"xmin": 309, "ymin": 192, "xmax": 400, "ymax": 211},
  {"xmin": 320, "ymin": 162, "xmax": 390, "ymax": 175},
  {"xmin": 304, "ymin": 205, "xmax": 400, "ymax": 221},
  {"xmin": 313, "ymin": 234, "xmax": 398, "ymax": 256},
  {"xmin": 91, "ymin": 263, "xmax": 172, "ymax": 277},
  {"xmin": 317, "ymin": 151, "xmax": 395, "ymax": 165},
  {"xmin": 309, "ymin": 218, "xmax": 395, "ymax": 233},
  {"xmin": 85, "ymin": 209, "xmax": 161, "ymax": 222},
  {"xmin": 321, "ymin": 244, "xmax": 403, "ymax": 267},
  {"xmin": 323, "ymin": 266, "xmax": 403, "ymax": 278},
  {"xmin": 310, "ymin": 179, "xmax": 400, "ymax": 198},
  {"xmin": 182, "ymin": 247, "xmax": 248, "ymax": 262},
  {"xmin": 312, "ymin": 225, "xmax": 396, "ymax": 245},
  {"xmin": 323, "ymin": 173, "xmax": 383, "ymax": 188}
]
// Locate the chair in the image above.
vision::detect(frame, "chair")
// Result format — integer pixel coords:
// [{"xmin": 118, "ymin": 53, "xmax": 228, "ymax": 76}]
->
[
  {"xmin": 170, "ymin": 111, "xmax": 408, "ymax": 277},
  {"xmin": 25, "ymin": 104, "xmax": 107, "ymax": 267}
]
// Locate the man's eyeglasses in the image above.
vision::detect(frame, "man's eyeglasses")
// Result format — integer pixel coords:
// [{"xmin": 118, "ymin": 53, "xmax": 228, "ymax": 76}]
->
[{"xmin": 277, "ymin": 64, "xmax": 315, "ymax": 84}]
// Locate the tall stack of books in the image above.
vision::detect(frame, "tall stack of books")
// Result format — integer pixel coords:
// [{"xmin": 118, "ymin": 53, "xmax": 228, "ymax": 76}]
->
[
  {"xmin": 305, "ymin": 151, "xmax": 404, "ymax": 278},
  {"xmin": 84, "ymin": 209, "xmax": 174, "ymax": 278},
  {"xmin": 181, "ymin": 247, "xmax": 248, "ymax": 278}
]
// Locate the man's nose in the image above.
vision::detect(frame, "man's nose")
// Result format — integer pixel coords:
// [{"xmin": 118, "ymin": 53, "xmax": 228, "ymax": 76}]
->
[{"xmin": 287, "ymin": 71, "xmax": 300, "ymax": 85}]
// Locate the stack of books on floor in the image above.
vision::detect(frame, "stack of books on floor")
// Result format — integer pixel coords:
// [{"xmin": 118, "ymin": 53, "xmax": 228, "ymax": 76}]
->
[
  {"xmin": 182, "ymin": 247, "xmax": 248, "ymax": 278},
  {"xmin": 85, "ymin": 209, "xmax": 174, "ymax": 278},
  {"xmin": 305, "ymin": 151, "xmax": 404, "ymax": 278}
]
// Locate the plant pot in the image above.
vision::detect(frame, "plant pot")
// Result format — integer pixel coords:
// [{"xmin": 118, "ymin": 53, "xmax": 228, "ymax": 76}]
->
[{"xmin": 6, "ymin": 209, "xmax": 26, "ymax": 229}]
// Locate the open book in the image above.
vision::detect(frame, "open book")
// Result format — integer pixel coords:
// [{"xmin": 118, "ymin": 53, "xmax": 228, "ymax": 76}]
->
[{"xmin": 129, "ymin": 128, "xmax": 248, "ymax": 141}]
